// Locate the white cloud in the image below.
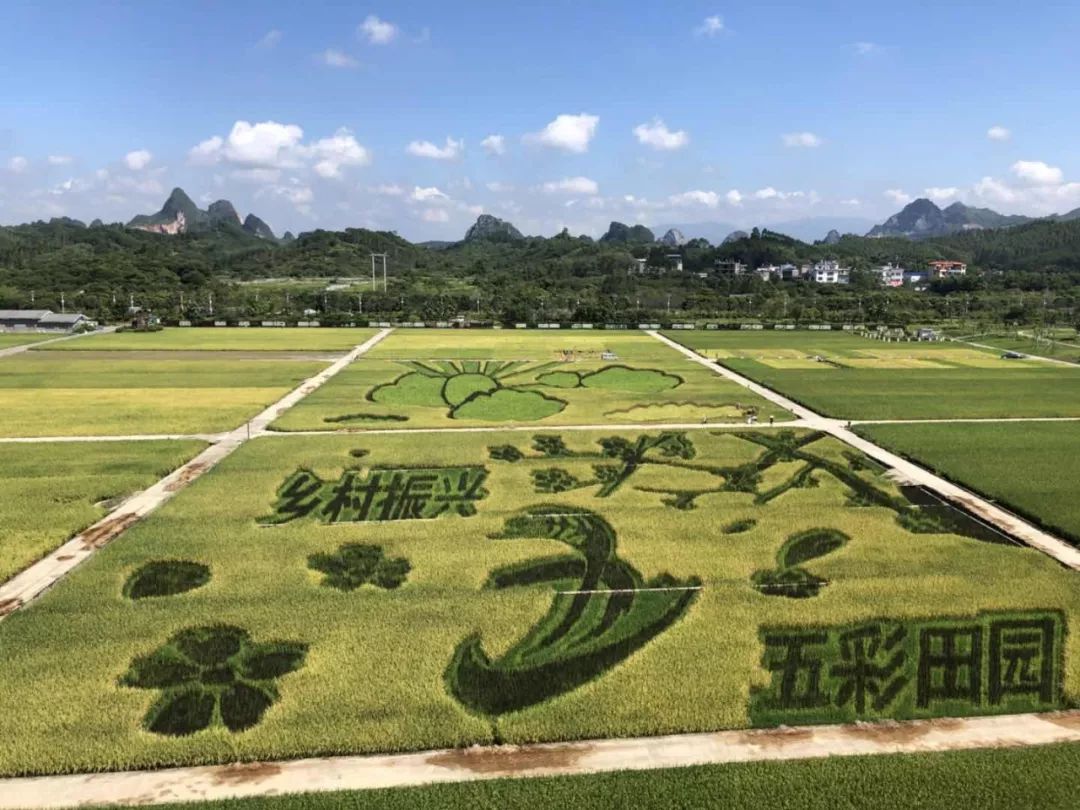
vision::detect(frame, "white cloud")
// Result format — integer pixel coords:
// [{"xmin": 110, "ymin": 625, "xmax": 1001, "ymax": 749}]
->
[
  {"xmin": 406, "ymin": 137, "xmax": 464, "ymax": 160},
  {"xmin": 309, "ymin": 128, "xmax": 372, "ymax": 178},
  {"xmin": 884, "ymin": 189, "xmax": 912, "ymax": 205},
  {"xmin": 486, "ymin": 181, "xmax": 513, "ymax": 193},
  {"xmin": 987, "ymin": 125, "xmax": 1011, "ymax": 142},
  {"xmin": 973, "ymin": 176, "xmax": 1017, "ymax": 204},
  {"xmin": 1011, "ymin": 159, "xmax": 1063, "ymax": 186},
  {"xmin": 47, "ymin": 155, "xmax": 73, "ymax": 166},
  {"xmin": 840, "ymin": 198, "xmax": 862, "ymax": 206},
  {"xmin": 188, "ymin": 121, "xmax": 370, "ymax": 180},
  {"xmin": 541, "ymin": 176, "xmax": 599, "ymax": 195},
  {"xmin": 668, "ymin": 190, "xmax": 721, "ymax": 208},
  {"xmin": 189, "ymin": 136, "xmax": 224, "ymax": 165},
  {"xmin": 726, "ymin": 189, "xmax": 743, "ymax": 206},
  {"xmin": 695, "ymin": 15, "xmax": 724, "ymax": 37},
  {"xmin": 257, "ymin": 180, "xmax": 314, "ymax": 215},
  {"xmin": 753, "ymin": 187, "xmax": 808, "ymax": 201},
  {"xmin": 422, "ymin": 208, "xmax": 450, "ymax": 223},
  {"xmin": 359, "ymin": 15, "xmax": 398, "ymax": 44},
  {"xmin": 481, "ymin": 134, "xmax": 506, "ymax": 156},
  {"xmin": 7, "ymin": 156, "xmax": 28, "ymax": 173},
  {"xmin": 925, "ymin": 186, "xmax": 960, "ymax": 202},
  {"xmin": 320, "ymin": 49, "xmax": 359, "ymax": 69},
  {"xmin": 189, "ymin": 121, "xmax": 304, "ymax": 168},
  {"xmin": 256, "ymin": 29, "xmax": 282, "ymax": 49},
  {"xmin": 411, "ymin": 186, "xmax": 449, "ymax": 202},
  {"xmin": 371, "ymin": 183, "xmax": 405, "ymax": 196},
  {"xmin": 124, "ymin": 149, "xmax": 153, "ymax": 170},
  {"xmin": 782, "ymin": 132, "xmax": 823, "ymax": 148},
  {"xmin": 525, "ymin": 113, "xmax": 599, "ymax": 153},
  {"xmin": 632, "ymin": 119, "xmax": 689, "ymax": 151},
  {"xmin": 853, "ymin": 41, "xmax": 879, "ymax": 55}
]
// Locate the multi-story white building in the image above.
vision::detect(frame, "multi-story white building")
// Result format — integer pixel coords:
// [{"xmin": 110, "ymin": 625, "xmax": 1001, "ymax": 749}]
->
[
  {"xmin": 812, "ymin": 260, "xmax": 850, "ymax": 284},
  {"xmin": 875, "ymin": 263, "xmax": 905, "ymax": 287}
]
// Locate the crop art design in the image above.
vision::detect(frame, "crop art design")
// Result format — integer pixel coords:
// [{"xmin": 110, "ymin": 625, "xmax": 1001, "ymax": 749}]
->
[
  {"xmin": 446, "ymin": 505, "xmax": 700, "ymax": 716},
  {"xmin": 262, "ymin": 465, "xmax": 489, "ymax": 524},
  {"xmin": 120, "ymin": 625, "xmax": 306, "ymax": 736},
  {"xmin": 750, "ymin": 610, "xmax": 1064, "ymax": 726},
  {"xmin": 363, "ymin": 360, "xmax": 568, "ymax": 422}
]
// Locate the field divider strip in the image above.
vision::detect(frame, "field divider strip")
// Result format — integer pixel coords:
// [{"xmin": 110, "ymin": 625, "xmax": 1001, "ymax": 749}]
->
[
  {"xmin": 650, "ymin": 330, "xmax": 1080, "ymax": 571},
  {"xmin": 0, "ymin": 328, "xmax": 394, "ymax": 620},
  {"xmin": 557, "ymin": 586, "xmax": 703, "ymax": 595},
  {"xmin": 0, "ymin": 325, "xmax": 115, "ymax": 360},
  {"xmin": 0, "ymin": 433, "xmax": 229, "ymax": 444},
  {"xmin": 952, "ymin": 336, "xmax": 1079, "ymax": 367},
  {"xmin": 1, "ymin": 709, "xmax": 1078, "ymax": 809}
]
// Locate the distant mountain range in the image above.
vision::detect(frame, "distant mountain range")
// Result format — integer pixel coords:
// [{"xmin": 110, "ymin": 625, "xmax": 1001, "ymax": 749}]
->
[
  {"xmin": 866, "ymin": 198, "xmax": 1080, "ymax": 240},
  {"xmin": 653, "ymin": 216, "xmax": 876, "ymax": 245},
  {"xmin": 127, "ymin": 188, "xmax": 278, "ymax": 240}
]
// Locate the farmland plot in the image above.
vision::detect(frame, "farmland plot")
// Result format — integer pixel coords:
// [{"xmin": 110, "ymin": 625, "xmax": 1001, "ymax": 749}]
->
[
  {"xmin": 0, "ymin": 353, "xmax": 328, "ymax": 436},
  {"xmin": 856, "ymin": 422, "xmax": 1080, "ymax": 546},
  {"xmin": 0, "ymin": 428, "xmax": 1076, "ymax": 777},
  {"xmin": 39, "ymin": 328, "xmax": 376, "ymax": 353},
  {"xmin": 0, "ymin": 440, "xmax": 206, "ymax": 582},
  {"xmin": 273, "ymin": 330, "xmax": 789, "ymax": 430},
  {"xmin": 666, "ymin": 330, "xmax": 1080, "ymax": 419}
]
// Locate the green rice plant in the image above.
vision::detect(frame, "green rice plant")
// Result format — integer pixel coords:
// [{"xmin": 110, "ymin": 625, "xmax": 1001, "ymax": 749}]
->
[
  {"xmin": 750, "ymin": 610, "xmax": 1064, "ymax": 726},
  {"xmin": 261, "ymin": 465, "xmax": 489, "ymax": 524},
  {"xmin": 446, "ymin": 506, "xmax": 700, "ymax": 716},
  {"xmin": 751, "ymin": 529, "xmax": 849, "ymax": 598},
  {"xmin": 122, "ymin": 560, "xmax": 211, "ymax": 600},
  {"xmin": 308, "ymin": 544, "xmax": 410, "ymax": 591},
  {"xmin": 723, "ymin": 518, "xmax": 757, "ymax": 534},
  {"xmin": 119, "ymin": 625, "xmax": 306, "ymax": 736}
]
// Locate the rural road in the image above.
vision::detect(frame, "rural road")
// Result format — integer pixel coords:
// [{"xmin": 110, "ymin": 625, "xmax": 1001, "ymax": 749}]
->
[
  {"xmin": 0, "ymin": 328, "xmax": 393, "ymax": 621},
  {"xmin": 1, "ymin": 710, "xmax": 1077, "ymax": 809},
  {"xmin": 650, "ymin": 331, "xmax": 1080, "ymax": 571}
]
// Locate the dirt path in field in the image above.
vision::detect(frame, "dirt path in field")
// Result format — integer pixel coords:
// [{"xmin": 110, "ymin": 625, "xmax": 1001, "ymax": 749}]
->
[
  {"xmin": 0, "ymin": 329, "xmax": 393, "ymax": 621},
  {"xmin": 956, "ymin": 337, "xmax": 1080, "ymax": 367},
  {"xmin": 0, "ymin": 326, "xmax": 112, "ymax": 359},
  {"xmin": 651, "ymin": 331, "xmax": 1080, "ymax": 571},
  {"xmin": 1, "ymin": 710, "xmax": 1077, "ymax": 809}
]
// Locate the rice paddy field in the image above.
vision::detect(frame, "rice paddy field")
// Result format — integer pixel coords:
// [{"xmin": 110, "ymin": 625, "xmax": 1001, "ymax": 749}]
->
[
  {"xmin": 0, "ymin": 440, "xmax": 207, "ymax": 583},
  {"xmin": 665, "ymin": 330, "xmax": 1080, "ymax": 419},
  {"xmin": 0, "ymin": 352, "xmax": 328, "ymax": 436},
  {"xmin": 273, "ymin": 330, "xmax": 790, "ymax": 430},
  {"xmin": 40, "ymin": 327, "xmax": 376, "ymax": 352},
  {"xmin": 856, "ymin": 421, "xmax": 1080, "ymax": 546},
  {"xmin": 1, "ymin": 427, "xmax": 1076, "ymax": 777},
  {"xmin": 0, "ymin": 333, "xmax": 53, "ymax": 349},
  {"xmin": 108, "ymin": 743, "xmax": 1080, "ymax": 810}
]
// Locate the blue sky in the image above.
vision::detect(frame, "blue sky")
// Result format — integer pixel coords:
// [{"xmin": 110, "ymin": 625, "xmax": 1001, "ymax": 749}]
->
[{"xmin": 3, "ymin": 1, "xmax": 1080, "ymax": 240}]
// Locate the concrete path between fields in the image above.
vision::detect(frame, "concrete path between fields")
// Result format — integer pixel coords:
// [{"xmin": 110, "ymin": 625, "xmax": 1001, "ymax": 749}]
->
[
  {"xmin": 0, "ymin": 328, "xmax": 393, "ymax": 621},
  {"xmin": 1, "ymin": 710, "xmax": 1078, "ymax": 809},
  {"xmin": 0, "ymin": 326, "xmax": 114, "ymax": 359},
  {"xmin": 651, "ymin": 331, "xmax": 1080, "ymax": 571},
  {"xmin": 955, "ymin": 336, "xmax": 1080, "ymax": 368}
]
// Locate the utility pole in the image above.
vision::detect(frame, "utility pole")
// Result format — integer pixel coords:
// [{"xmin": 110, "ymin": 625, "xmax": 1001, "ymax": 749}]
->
[
  {"xmin": 370, "ymin": 253, "xmax": 388, "ymax": 292},
  {"xmin": 358, "ymin": 293, "xmax": 363, "ymax": 314},
  {"xmin": 60, "ymin": 292, "xmax": 65, "ymax": 313}
]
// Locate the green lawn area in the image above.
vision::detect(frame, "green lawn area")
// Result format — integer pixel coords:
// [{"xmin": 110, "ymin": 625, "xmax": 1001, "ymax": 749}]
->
[
  {"xmin": 39, "ymin": 328, "xmax": 376, "ymax": 352},
  {"xmin": 0, "ymin": 354, "xmax": 327, "ymax": 436},
  {"xmin": 665, "ymin": 330, "xmax": 1080, "ymax": 419},
  {"xmin": 89, "ymin": 743, "xmax": 1080, "ymax": 810},
  {"xmin": 856, "ymin": 421, "xmax": 1080, "ymax": 546},
  {"xmin": 0, "ymin": 440, "xmax": 206, "ymax": 582},
  {"xmin": 0, "ymin": 428, "xmax": 1075, "ymax": 776},
  {"xmin": 273, "ymin": 330, "xmax": 789, "ymax": 430}
]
